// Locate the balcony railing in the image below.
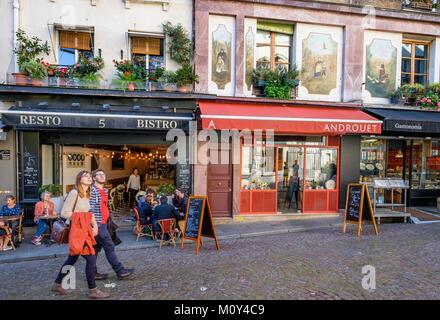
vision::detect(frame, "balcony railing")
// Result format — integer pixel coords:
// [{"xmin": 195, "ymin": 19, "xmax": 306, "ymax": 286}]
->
[{"xmin": 402, "ymin": 0, "xmax": 439, "ymax": 12}]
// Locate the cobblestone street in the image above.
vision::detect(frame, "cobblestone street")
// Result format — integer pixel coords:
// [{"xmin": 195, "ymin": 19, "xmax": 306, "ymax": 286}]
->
[{"xmin": 1, "ymin": 222, "xmax": 440, "ymax": 300}]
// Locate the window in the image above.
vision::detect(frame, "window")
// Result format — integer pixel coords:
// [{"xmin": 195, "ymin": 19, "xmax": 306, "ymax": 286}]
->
[
  {"xmin": 256, "ymin": 23, "xmax": 293, "ymax": 71},
  {"xmin": 58, "ymin": 31, "xmax": 94, "ymax": 65},
  {"xmin": 401, "ymin": 40, "xmax": 430, "ymax": 86},
  {"xmin": 130, "ymin": 37, "xmax": 165, "ymax": 73}
]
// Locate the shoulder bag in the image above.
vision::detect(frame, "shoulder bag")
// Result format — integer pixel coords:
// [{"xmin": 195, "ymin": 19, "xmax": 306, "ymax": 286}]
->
[{"xmin": 51, "ymin": 191, "xmax": 78, "ymax": 245}]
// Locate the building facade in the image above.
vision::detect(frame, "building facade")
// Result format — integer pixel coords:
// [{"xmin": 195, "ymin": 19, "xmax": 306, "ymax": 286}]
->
[{"xmin": 192, "ymin": 0, "xmax": 440, "ymax": 217}]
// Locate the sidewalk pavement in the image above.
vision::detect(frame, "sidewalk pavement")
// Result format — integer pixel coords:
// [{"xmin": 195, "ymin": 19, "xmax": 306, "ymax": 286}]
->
[{"xmin": 0, "ymin": 214, "xmax": 343, "ymax": 265}]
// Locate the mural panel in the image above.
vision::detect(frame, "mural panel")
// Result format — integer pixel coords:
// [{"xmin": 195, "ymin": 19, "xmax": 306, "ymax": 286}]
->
[
  {"xmin": 301, "ymin": 33, "xmax": 338, "ymax": 95},
  {"xmin": 245, "ymin": 27, "xmax": 255, "ymax": 92},
  {"xmin": 211, "ymin": 24, "xmax": 232, "ymax": 90},
  {"xmin": 365, "ymin": 38, "xmax": 397, "ymax": 98}
]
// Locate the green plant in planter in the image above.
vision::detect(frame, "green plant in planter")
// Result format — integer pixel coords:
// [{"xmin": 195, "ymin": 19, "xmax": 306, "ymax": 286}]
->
[
  {"xmin": 263, "ymin": 66, "xmax": 299, "ymax": 99},
  {"xmin": 389, "ymin": 87, "xmax": 402, "ymax": 104},
  {"xmin": 14, "ymin": 29, "xmax": 51, "ymax": 70},
  {"xmin": 157, "ymin": 183, "xmax": 176, "ymax": 196},
  {"xmin": 427, "ymin": 82, "xmax": 440, "ymax": 94},
  {"xmin": 162, "ymin": 22, "xmax": 191, "ymax": 65},
  {"xmin": 39, "ymin": 184, "xmax": 63, "ymax": 197},
  {"xmin": 157, "ymin": 70, "xmax": 177, "ymax": 91},
  {"xmin": 252, "ymin": 64, "xmax": 271, "ymax": 87},
  {"xmin": 20, "ymin": 60, "xmax": 47, "ymax": 80},
  {"xmin": 420, "ymin": 92, "xmax": 440, "ymax": 110},
  {"xmin": 401, "ymin": 83, "xmax": 425, "ymax": 100},
  {"xmin": 174, "ymin": 64, "xmax": 199, "ymax": 86}
]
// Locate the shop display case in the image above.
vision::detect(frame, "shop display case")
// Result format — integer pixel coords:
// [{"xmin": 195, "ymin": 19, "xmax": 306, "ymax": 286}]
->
[{"xmin": 359, "ymin": 139, "xmax": 386, "ymax": 182}]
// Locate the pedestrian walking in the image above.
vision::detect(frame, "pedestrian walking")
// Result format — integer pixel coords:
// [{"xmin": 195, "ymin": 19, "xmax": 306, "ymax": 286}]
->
[
  {"xmin": 52, "ymin": 171, "xmax": 109, "ymax": 299},
  {"xmin": 91, "ymin": 169, "xmax": 134, "ymax": 280}
]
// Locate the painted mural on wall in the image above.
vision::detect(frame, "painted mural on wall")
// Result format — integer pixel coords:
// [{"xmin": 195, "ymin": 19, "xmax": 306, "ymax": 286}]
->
[
  {"xmin": 301, "ymin": 33, "xmax": 338, "ymax": 95},
  {"xmin": 365, "ymin": 38, "xmax": 397, "ymax": 98},
  {"xmin": 211, "ymin": 24, "xmax": 232, "ymax": 90},
  {"xmin": 245, "ymin": 27, "xmax": 255, "ymax": 92}
]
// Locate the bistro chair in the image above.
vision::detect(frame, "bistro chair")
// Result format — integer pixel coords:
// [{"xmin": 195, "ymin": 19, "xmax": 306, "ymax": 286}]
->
[
  {"xmin": 156, "ymin": 218, "xmax": 176, "ymax": 248},
  {"xmin": 108, "ymin": 188, "xmax": 117, "ymax": 211},
  {"xmin": 15, "ymin": 210, "xmax": 25, "ymax": 243},
  {"xmin": 116, "ymin": 184, "xmax": 126, "ymax": 206},
  {"xmin": 133, "ymin": 207, "xmax": 154, "ymax": 241},
  {"xmin": 135, "ymin": 191, "xmax": 147, "ymax": 204}
]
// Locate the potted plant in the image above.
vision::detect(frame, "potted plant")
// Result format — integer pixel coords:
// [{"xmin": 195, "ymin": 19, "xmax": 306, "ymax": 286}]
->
[
  {"xmin": 420, "ymin": 92, "xmax": 440, "ymax": 110},
  {"xmin": 162, "ymin": 22, "xmax": 191, "ymax": 65},
  {"xmin": 54, "ymin": 66, "xmax": 70, "ymax": 86},
  {"xmin": 158, "ymin": 70, "xmax": 177, "ymax": 92},
  {"xmin": 264, "ymin": 66, "xmax": 300, "ymax": 100},
  {"xmin": 251, "ymin": 64, "xmax": 271, "ymax": 96},
  {"xmin": 13, "ymin": 29, "xmax": 50, "ymax": 85},
  {"xmin": 71, "ymin": 55, "xmax": 104, "ymax": 88},
  {"xmin": 148, "ymin": 67, "xmax": 165, "ymax": 91},
  {"xmin": 157, "ymin": 182, "xmax": 176, "ymax": 204},
  {"xmin": 113, "ymin": 59, "xmax": 146, "ymax": 91},
  {"xmin": 20, "ymin": 60, "xmax": 47, "ymax": 85},
  {"xmin": 401, "ymin": 83, "xmax": 425, "ymax": 105},
  {"xmin": 174, "ymin": 64, "xmax": 199, "ymax": 92},
  {"xmin": 389, "ymin": 87, "xmax": 402, "ymax": 104}
]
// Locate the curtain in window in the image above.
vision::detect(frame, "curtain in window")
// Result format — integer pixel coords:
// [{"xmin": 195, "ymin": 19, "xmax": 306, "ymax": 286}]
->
[
  {"xmin": 131, "ymin": 37, "xmax": 161, "ymax": 55},
  {"xmin": 59, "ymin": 31, "xmax": 92, "ymax": 50}
]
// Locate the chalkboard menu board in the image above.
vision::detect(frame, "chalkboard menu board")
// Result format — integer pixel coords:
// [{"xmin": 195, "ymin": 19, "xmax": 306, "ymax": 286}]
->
[
  {"xmin": 184, "ymin": 197, "xmax": 204, "ymax": 239},
  {"xmin": 343, "ymin": 184, "xmax": 378, "ymax": 237},
  {"xmin": 346, "ymin": 185, "xmax": 363, "ymax": 222},
  {"xmin": 176, "ymin": 163, "xmax": 191, "ymax": 194},
  {"xmin": 20, "ymin": 132, "xmax": 40, "ymax": 201},
  {"xmin": 181, "ymin": 196, "xmax": 220, "ymax": 254}
]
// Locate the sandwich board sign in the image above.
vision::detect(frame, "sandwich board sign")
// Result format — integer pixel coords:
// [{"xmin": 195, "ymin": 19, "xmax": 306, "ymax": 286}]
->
[
  {"xmin": 180, "ymin": 196, "xmax": 220, "ymax": 254},
  {"xmin": 343, "ymin": 184, "xmax": 378, "ymax": 237}
]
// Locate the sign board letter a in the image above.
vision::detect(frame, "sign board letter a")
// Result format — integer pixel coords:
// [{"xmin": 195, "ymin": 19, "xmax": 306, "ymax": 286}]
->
[{"xmin": 208, "ymin": 120, "xmax": 216, "ymax": 129}]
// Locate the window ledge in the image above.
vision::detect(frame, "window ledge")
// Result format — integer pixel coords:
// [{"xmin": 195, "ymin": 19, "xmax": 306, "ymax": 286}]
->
[{"xmin": 124, "ymin": 0, "xmax": 170, "ymax": 10}]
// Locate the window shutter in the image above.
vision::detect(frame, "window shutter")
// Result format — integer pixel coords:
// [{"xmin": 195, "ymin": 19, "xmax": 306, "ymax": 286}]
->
[
  {"xmin": 59, "ymin": 31, "xmax": 92, "ymax": 50},
  {"xmin": 131, "ymin": 37, "xmax": 161, "ymax": 55}
]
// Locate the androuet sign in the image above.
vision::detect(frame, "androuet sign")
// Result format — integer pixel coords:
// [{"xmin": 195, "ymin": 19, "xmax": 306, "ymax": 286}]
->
[{"xmin": 2, "ymin": 112, "xmax": 190, "ymax": 130}]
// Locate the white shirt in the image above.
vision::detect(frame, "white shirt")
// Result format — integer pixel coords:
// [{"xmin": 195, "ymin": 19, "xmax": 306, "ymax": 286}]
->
[{"xmin": 127, "ymin": 174, "xmax": 141, "ymax": 191}]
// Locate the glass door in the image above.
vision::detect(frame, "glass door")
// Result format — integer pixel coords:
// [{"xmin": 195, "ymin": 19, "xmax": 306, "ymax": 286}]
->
[{"xmin": 276, "ymin": 147, "xmax": 304, "ymax": 213}]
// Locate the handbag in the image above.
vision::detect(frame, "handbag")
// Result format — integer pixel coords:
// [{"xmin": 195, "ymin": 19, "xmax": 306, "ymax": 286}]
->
[{"xmin": 51, "ymin": 191, "xmax": 78, "ymax": 245}]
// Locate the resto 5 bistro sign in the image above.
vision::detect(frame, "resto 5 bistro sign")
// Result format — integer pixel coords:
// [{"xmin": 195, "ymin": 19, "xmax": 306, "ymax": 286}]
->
[{"xmin": 2, "ymin": 112, "xmax": 187, "ymax": 130}]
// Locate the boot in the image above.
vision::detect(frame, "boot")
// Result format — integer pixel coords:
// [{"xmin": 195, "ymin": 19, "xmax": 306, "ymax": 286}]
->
[
  {"xmin": 117, "ymin": 268, "xmax": 134, "ymax": 280},
  {"xmin": 88, "ymin": 288, "xmax": 110, "ymax": 299},
  {"xmin": 52, "ymin": 283, "xmax": 68, "ymax": 295}
]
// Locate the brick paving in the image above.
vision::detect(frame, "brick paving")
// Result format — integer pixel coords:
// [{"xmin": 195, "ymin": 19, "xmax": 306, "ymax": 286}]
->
[{"xmin": 0, "ymin": 222, "xmax": 440, "ymax": 300}]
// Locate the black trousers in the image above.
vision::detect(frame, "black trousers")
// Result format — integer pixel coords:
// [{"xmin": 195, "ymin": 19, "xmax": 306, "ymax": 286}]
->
[
  {"xmin": 55, "ymin": 254, "xmax": 97, "ymax": 289},
  {"xmin": 128, "ymin": 188, "xmax": 138, "ymax": 208}
]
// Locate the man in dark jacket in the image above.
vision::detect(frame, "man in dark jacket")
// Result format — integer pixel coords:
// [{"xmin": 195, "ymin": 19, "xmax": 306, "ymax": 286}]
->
[{"xmin": 151, "ymin": 196, "xmax": 180, "ymax": 232}]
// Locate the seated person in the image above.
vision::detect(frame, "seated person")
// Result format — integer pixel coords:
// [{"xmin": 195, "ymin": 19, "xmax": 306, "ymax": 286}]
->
[
  {"xmin": 32, "ymin": 191, "xmax": 55, "ymax": 246},
  {"xmin": 173, "ymin": 188, "xmax": 188, "ymax": 216},
  {"xmin": 0, "ymin": 224, "xmax": 12, "ymax": 251},
  {"xmin": 151, "ymin": 196, "xmax": 180, "ymax": 233},
  {"xmin": 137, "ymin": 194, "xmax": 157, "ymax": 225},
  {"xmin": 1, "ymin": 195, "xmax": 21, "ymax": 216}
]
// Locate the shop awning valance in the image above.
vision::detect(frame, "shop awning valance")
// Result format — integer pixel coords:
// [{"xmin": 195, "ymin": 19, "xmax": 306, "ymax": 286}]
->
[
  {"xmin": 198, "ymin": 102, "xmax": 382, "ymax": 135},
  {"xmin": 365, "ymin": 108, "xmax": 440, "ymax": 134}
]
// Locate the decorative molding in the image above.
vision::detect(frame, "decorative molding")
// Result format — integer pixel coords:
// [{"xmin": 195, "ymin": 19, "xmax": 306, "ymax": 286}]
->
[
  {"xmin": 124, "ymin": 0, "xmax": 170, "ymax": 11},
  {"xmin": 49, "ymin": 0, "xmax": 98, "ymax": 5}
]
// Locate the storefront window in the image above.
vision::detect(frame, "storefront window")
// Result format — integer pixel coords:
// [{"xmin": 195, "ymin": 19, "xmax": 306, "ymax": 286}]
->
[
  {"xmin": 360, "ymin": 138, "xmax": 386, "ymax": 182},
  {"xmin": 411, "ymin": 140, "xmax": 440, "ymax": 190},
  {"xmin": 241, "ymin": 146, "xmax": 276, "ymax": 190},
  {"xmin": 305, "ymin": 148, "xmax": 338, "ymax": 190}
]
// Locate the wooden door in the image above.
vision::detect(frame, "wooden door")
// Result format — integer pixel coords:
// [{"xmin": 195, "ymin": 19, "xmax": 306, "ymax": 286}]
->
[{"xmin": 207, "ymin": 163, "xmax": 233, "ymax": 217}]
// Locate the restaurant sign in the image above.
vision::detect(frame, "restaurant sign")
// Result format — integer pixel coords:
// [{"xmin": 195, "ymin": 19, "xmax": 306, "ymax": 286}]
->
[{"xmin": 1, "ymin": 112, "xmax": 190, "ymax": 130}]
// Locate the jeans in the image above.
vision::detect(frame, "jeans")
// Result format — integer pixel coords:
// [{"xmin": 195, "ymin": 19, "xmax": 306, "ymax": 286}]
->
[
  {"xmin": 55, "ymin": 254, "xmax": 97, "ymax": 289},
  {"xmin": 95, "ymin": 224, "xmax": 124, "ymax": 275},
  {"xmin": 128, "ymin": 188, "xmax": 138, "ymax": 208},
  {"xmin": 35, "ymin": 219, "xmax": 48, "ymax": 238}
]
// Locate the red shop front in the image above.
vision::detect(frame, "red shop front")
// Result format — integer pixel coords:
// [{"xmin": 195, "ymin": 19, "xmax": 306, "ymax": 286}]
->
[{"xmin": 198, "ymin": 102, "xmax": 382, "ymax": 215}]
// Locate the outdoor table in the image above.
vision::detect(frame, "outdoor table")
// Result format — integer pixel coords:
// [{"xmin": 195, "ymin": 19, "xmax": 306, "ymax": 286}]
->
[
  {"xmin": 0, "ymin": 216, "xmax": 21, "ymax": 247},
  {"xmin": 39, "ymin": 215, "xmax": 61, "ymax": 244}
]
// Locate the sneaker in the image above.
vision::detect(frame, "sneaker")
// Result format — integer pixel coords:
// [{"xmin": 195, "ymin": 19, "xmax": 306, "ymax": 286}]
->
[
  {"xmin": 31, "ymin": 237, "xmax": 42, "ymax": 246},
  {"xmin": 95, "ymin": 272, "xmax": 109, "ymax": 281},
  {"xmin": 88, "ymin": 288, "xmax": 110, "ymax": 299},
  {"xmin": 117, "ymin": 268, "xmax": 134, "ymax": 280},
  {"xmin": 2, "ymin": 246, "xmax": 13, "ymax": 251}
]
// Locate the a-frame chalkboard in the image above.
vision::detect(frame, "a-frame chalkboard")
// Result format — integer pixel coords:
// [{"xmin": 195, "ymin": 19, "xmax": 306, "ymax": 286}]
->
[
  {"xmin": 343, "ymin": 184, "xmax": 378, "ymax": 237},
  {"xmin": 180, "ymin": 196, "xmax": 220, "ymax": 254}
]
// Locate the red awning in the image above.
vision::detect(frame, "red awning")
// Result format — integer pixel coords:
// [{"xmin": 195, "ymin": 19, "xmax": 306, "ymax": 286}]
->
[{"xmin": 199, "ymin": 102, "xmax": 382, "ymax": 135}]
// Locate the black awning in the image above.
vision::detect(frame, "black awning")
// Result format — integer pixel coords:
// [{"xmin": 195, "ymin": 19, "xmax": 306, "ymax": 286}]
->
[{"xmin": 364, "ymin": 108, "xmax": 440, "ymax": 134}]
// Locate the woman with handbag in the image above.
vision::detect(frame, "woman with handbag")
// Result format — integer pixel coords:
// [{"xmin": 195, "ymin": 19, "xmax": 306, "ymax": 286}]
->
[{"xmin": 52, "ymin": 171, "xmax": 109, "ymax": 299}]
